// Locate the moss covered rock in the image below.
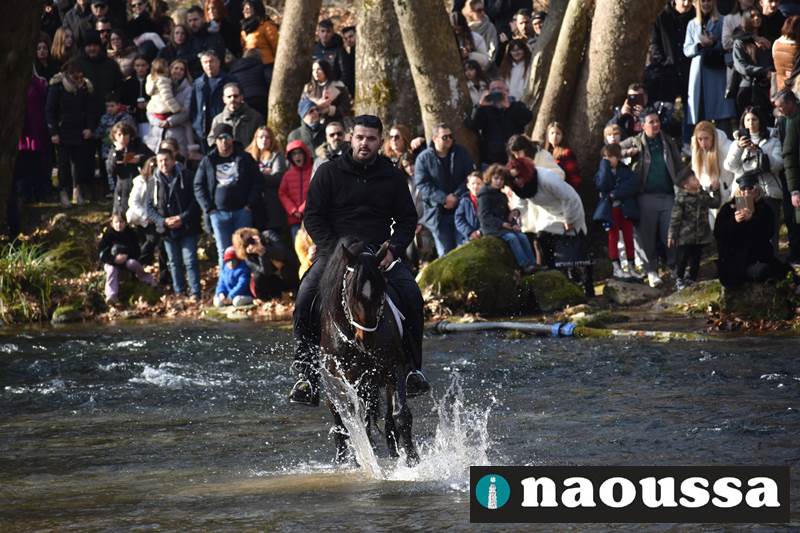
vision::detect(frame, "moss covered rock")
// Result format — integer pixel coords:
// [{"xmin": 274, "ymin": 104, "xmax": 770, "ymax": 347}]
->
[
  {"xmin": 417, "ymin": 237, "xmax": 584, "ymax": 315},
  {"xmin": 119, "ymin": 279, "xmax": 162, "ymax": 306},
  {"xmin": 721, "ymin": 281, "xmax": 796, "ymax": 321},
  {"xmin": 51, "ymin": 302, "xmax": 84, "ymax": 324},
  {"xmin": 656, "ymin": 280, "xmax": 722, "ymax": 315}
]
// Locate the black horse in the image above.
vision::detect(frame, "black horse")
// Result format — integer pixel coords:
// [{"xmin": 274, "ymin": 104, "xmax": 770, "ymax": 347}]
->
[{"xmin": 317, "ymin": 237, "xmax": 419, "ymax": 466}]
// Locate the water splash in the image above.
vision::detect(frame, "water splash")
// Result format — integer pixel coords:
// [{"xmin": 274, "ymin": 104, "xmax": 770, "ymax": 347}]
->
[
  {"xmin": 129, "ymin": 363, "xmax": 231, "ymax": 389},
  {"xmin": 318, "ymin": 367, "xmax": 495, "ymax": 486}
]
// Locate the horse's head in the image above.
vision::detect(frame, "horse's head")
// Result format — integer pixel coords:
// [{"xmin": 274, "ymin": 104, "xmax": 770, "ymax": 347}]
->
[{"xmin": 340, "ymin": 241, "xmax": 389, "ymax": 342}]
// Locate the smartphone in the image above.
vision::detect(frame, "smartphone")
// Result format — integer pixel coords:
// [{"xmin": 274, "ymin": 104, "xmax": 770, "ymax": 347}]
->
[
  {"xmin": 735, "ymin": 194, "xmax": 754, "ymax": 213},
  {"xmin": 737, "ymin": 128, "xmax": 750, "ymax": 140}
]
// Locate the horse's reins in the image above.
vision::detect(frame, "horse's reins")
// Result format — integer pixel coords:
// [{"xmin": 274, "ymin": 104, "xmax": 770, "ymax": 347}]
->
[{"xmin": 340, "ymin": 252, "xmax": 398, "ymax": 333}]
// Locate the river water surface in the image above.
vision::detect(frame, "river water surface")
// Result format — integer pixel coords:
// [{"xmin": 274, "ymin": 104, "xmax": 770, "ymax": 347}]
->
[{"xmin": 1, "ymin": 322, "xmax": 799, "ymax": 531}]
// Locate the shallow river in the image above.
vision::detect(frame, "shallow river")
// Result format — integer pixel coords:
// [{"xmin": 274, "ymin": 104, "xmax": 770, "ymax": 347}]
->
[{"xmin": 1, "ymin": 322, "xmax": 798, "ymax": 531}]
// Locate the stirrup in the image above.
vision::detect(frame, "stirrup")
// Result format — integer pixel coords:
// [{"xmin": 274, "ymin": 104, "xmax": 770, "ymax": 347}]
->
[
  {"xmin": 289, "ymin": 378, "xmax": 319, "ymax": 406},
  {"xmin": 405, "ymin": 370, "xmax": 431, "ymax": 397}
]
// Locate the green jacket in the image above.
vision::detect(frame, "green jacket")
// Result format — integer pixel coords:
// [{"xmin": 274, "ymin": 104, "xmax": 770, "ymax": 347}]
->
[
  {"xmin": 782, "ymin": 110, "xmax": 800, "ymax": 222},
  {"xmin": 619, "ymin": 131, "xmax": 684, "ymax": 193},
  {"xmin": 668, "ymin": 188, "xmax": 721, "ymax": 246}
]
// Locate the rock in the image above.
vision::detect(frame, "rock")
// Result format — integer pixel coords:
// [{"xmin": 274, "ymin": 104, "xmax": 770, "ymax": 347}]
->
[
  {"xmin": 721, "ymin": 282, "xmax": 795, "ymax": 320},
  {"xmin": 603, "ymin": 278, "xmax": 662, "ymax": 305},
  {"xmin": 51, "ymin": 303, "xmax": 83, "ymax": 324},
  {"xmin": 119, "ymin": 279, "xmax": 162, "ymax": 306},
  {"xmin": 655, "ymin": 280, "xmax": 721, "ymax": 315},
  {"xmin": 417, "ymin": 237, "xmax": 585, "ymax": 315},
  {"xmin": 572, "ymin": 310, "xmax": 630, "ymax": 328}
]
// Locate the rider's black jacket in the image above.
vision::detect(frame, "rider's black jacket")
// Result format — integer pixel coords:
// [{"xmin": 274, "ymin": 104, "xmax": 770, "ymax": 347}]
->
[{"xmin": 304, "ymin": 151, "xmax": 418, "ymax": 258}]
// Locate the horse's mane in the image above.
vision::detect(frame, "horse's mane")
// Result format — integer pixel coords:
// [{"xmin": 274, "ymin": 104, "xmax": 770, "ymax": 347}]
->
[{"xmin": 319, "ymin": 237, "xmax": 383, "ymax": 321}]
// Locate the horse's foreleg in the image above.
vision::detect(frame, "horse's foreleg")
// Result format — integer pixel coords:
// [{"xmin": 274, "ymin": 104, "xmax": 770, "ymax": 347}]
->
[
  {"xmin": 328, "ymin": 402, "xmax": 351, "ymax": 465},
  {"xmin": 393, "ymin": 367, "xmax": 420, "ymax": 467},
  {"xmin": 359, "ymin": 379, "xmax": 380, "ymax": 451},
  {"xmin": 384, "ymin": 383, "xmax": 399, "ymax": 458}
]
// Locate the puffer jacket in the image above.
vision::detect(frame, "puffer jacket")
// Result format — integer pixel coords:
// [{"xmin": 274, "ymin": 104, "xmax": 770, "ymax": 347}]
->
[
  {"xmin": 45, "ymin": 72, "xmax": 98, "ymax": 146},
  {"xmin": 455, "ymin": 192, "xmax": 480, "ymax": 241},
  {"xmin": 592, "ymin": 159, "xmax": 641, "ymax": 225},
  {"xmin": 126, "ymin": 174, "xmax": 154, "ymax": 228},
  {"xmin": 477, "ymin": 183, "xmax": 511, "ymax": 237},
  {"xmin": 145, "ymin": 75, "xmax": 182, "ymax": 115},
  {"xmin": 241, "ymin": 18, "xmax": 279, "ymax": 65},
  {"xmin": 278, "ymin": 139, "xmax": 314, "ymax": 225},
  {"xmin": 668, "ymin": 188, "xmax": 721, "ymax": 246},
  {"xmin": 216, "ymin": 260, "xmax": 251, "ymax": 298},
  {"xmin": 723, "ymin": 130, "xmax": 784, "ymax": 200}
]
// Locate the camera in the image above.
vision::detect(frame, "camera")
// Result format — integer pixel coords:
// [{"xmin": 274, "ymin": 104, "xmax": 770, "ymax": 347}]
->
[
  {"xmin": 627, "ymin": 93, "xmax": 645, "ymax": 107},
  {"xmin": 488, "ymin": 91, "xmax": 504, "ymax": 103}
]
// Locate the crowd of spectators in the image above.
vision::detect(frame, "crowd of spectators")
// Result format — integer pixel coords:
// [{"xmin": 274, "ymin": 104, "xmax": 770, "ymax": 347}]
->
[{"xmin": 8, "ymin": 0, "xmax": 800, "ymax": 309}]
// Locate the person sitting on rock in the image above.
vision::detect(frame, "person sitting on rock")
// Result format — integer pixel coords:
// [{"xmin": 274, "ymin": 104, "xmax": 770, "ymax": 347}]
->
[
  {"xmin": 455, "ymin": 171, "xmax": 483, "ymax": 243},
  {"xmin": 98, "ymin": 212, "xmax": 157, "ymax": 305},
  {"xmin": 714, "ymin": 171, "xmax": 792, "ymax": 288},
  {"xmin": 232, "ymin": 227, "xmax": 299, "ymax": 300},
  {"xmin": 214, "ymin": 245, "xmax": 253, "ymax": 307}
]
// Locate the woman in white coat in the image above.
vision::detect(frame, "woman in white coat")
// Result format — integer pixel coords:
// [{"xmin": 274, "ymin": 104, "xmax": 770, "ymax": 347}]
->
[
  {"xmin": 723, "ymin": 106, "xmax": 784, "ymax": 252},
  {"xmin": 691, "ymin": 120, "xmax": 735, "ymax": 207}
]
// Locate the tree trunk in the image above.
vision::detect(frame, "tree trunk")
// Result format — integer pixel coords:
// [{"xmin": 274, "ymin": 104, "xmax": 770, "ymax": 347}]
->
[
  {"xmin": 529, "ymin": 0, "xmax": 595, "ymax": 143},
  {"xmin": 392, "ymin": 0, "xmax": 479, "ymax": 160},
  {"xmin": 522, "ymin": 0, "xmax": 569, "ymax": 115},
  {"xmin": 267, "ymin": 0, "xmax": 323, "ymax": 145},
  {"xmin": 566, "ymin": 0, "xmax": 666, "ymax": 204},
  {"xmin": 0, "ymin": 1, "xmax": 43, "ymax": 233},
  {"xmin": 355, "ymin": 0, "xmax": 422, "ymax": 135}
]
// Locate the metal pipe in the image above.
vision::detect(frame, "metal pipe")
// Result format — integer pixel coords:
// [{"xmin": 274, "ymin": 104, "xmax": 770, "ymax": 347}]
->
[{"xmin": 431, "ymin": 320, "xmax": 708, "ymax": 341}]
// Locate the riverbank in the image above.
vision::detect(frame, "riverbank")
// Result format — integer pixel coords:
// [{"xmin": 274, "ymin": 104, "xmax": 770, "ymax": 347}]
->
[{"xmin": 1, "ymin": 201, "xmax": 799, "ymax": 334}]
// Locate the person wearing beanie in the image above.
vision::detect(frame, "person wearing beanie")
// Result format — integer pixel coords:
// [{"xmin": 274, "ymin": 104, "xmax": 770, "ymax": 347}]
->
[
  {"xmin": 287, "ymin": 97, "xmax": 325, "ymax": 155},
  {"xmin": 214, "ymin": 246, "xmax": 253, "ymax": 307}
]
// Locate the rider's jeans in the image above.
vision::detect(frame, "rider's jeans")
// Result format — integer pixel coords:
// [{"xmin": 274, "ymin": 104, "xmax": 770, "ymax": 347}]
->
[{"xmin": 292, "ymin": 255, "xmax": 424, "ymax": 373}]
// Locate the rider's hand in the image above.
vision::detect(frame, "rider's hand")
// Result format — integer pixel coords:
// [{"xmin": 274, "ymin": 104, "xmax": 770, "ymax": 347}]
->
[{"xmin": 379, "ymin": 248, "xmax": 395, "ymax": 270}]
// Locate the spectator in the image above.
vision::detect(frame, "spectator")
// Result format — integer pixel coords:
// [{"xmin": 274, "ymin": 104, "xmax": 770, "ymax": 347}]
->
[
  {"xmin": 205, "ymin": 0, "xmax": 241, "ymax": 57},
  {"xmin": 98, "ymin": 213, "xmax": 157, "ymax": 305},
  {"xmin": 63, "ymin": 0, "xmax": 93, "ymax": 48},
  {"xmin": 190, "ymin": 50, "xmax": 236, "ymax": 148},
  {"xmin": 724, "ymin": 107, "xmax": 785, "ymax": 252},
  {"xmin": 312, "ymin": 121, "xmax": 350, "ymax": 175},
  {"xmin": 340, "ymin": 26, "xmax": 356, "ymax": 97},
  {"xmin": 96, "ymin": 17, "xmax": 113, "ymax": 49},
  {"xmin": 41, "ymin": 1, "xmax": 63, "ymax": 40},
  {"xmin": 606, "ymin": 83, "xmax": 670, "ymax": 141},
  {"xmin": 732, "ymin": 9, "xmax": 773, "ymax": 118},
  {"xmin": 604, "ymin": 123, "xmax": 624, "ymax": 146},
  {"xmin": 194, "ymin": 122, "xmax": 262, "ymax": 267},
  {"xmin": 451, "ymin": 11, "xmax": 491, "ymax": 71},
  {"xmin": 620, "ymin": 109, "xmax": 684, "ymax": 287},
  {"xmin": 691, "ymin": 120, "xmax": 734, "ymax": 207},
  {"xmin": 125, "ymin": 155, "xmax": 159, "ymax": 265},
  {"xmin": 230, "ymin": 49, "xmax": 270, "ymax": 119},
  {"xmin": 478, "ymin": 164, "xmax": 537, "ymax": 273},
  {"xmin": 484, "ymin": 0, "xmax": 530, "ymax": 47},
  {"xmin": 206, "ymin": 82, "xmax": 263, "ymax": 148},
  {"xmin": 96, "ymin": 92, "xmax": 136, "ymax": 192},
  {"xmin": 498, "ymin": 39, "xmax": 531, "ymax": 101},
  {"xmin": 107, "ymin": 29, "xmax": 138, "ymax": 78},
  {"xmin": 279, "ymin": 140, "xmax": 314, "ymax": 243},
  {"xmin": 506, "ymin": 133, "xmax": 566, "ymax": 180},
  {"xmin": 465, "ymin": 0, "xmax": 499, "ymax": 62},
  {"xmin": 185, "ymin": 5, "xmax": 226, "ymax": 78},
  {"xmin": 381, "ymin": 123, "xmax": 425, "ymax": 167},
  {"xmin": 592, "ymin": 143, "xmax": 641, "ymax": 280},
  {"xmin": 120, "ymin": 55, "xmax": 151, "ymax": 138},
  {"xmin": 15, "ymin": 73, "xmax": 52, "ymax": 205},
  {"xmin": 668, "ymin": 168, "xmax": 721, "ymax": 289},
  {"xmin": 288, "ymin": 98, "xmax": 325, "ymax": 154},
  {"xmin": 645, "ymin": 0, "xmax": 694, "ymax": 105},
  {"xmin": 775, "ymin": 89, "xmax": 800, "ymax": 263},
  {"xmin": 470, "ymin": 78, "xmax": 533, "ymax": 165},
  {"xmin": 127, "ymin": 0, "xmax": 160, "ymax": 40},
  {"xmin": 714, "ymin": 172, "xmax": 792, "ymax": 286},
  {"xmin": 46, "ymin": 60, "xmax": 98, "ymax": 208},
  {"xmin": 51, "ymin": 27, "xmax": 77, "ymax": 65},
  {"xmin": 545, "ymin": 121, "xmax": 582, "ymax": 190},
  {"xmin": 531, "ymin": 10, "xmax": 546, "ymax": 39},
  {"xmin": 414, "ymin": 123, "xmax": 475, "ymax": 256},
  {"xmin": 455, "ymin": 170, "xmax": 483, "ymax": 243},
  {"xmin": 149, "ymin": 148, "xmax": 202, "ymax": 300},
  {"xmin": 464, "ymin": 59, "xmax": 489, "ymax": 107},
  {"xmin": 35, "ymin": 33, "xmax": 60, "ymax": 82},
  {"xmin": 157, "ymin": 24, "xmax": 193, "ymax": 66},
  {"xmin": 76, "ymin": 29, "xmax": 124, "ymax": 119},
  {"xmin": 245, "ymin": 126, "xmax": 286, "ymax": 233},
  {"xmin": 145, "ymin": 58, "xmax": 193, "ymax": 155},
  {"xmin": 683, "ymin": 0, "xmax": 736, "ymax": 137},
  {"xmin": 232, "ymin": 227, "xmax": 299, "ymax": 300},
  {"xmin": 510, "ymin": 9, "xmax": 536, "ymax": 51},
  {"xmin": 214, "ymin": 246, "xmax": 253, "ymax": 307},
  {"xmin": 723, "ymin": 0, "xmax": 765, "ymax": 53},
  {"xmin": 240, "ymin": 0, "xmax": 278, "ymax": 70},
  {"xmin": 302, "ymin": 59, "xmax": 351, "ymax": 126},
  {"xmin": 761, "ymin": 0, "xmax": 787, "ymax": 41},
  {"xmin": 312, "ymin": 19, "xmax": 344, "ymax": 81},
  {"xmin": 107, "ymin": 121, "xmax": 154, "ymax": 215},
  {"xmin": 772, "ymin": 15, "xmax": 800, "ymax": 92}
]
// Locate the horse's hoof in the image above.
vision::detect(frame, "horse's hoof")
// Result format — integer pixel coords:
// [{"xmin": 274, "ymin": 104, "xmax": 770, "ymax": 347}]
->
[{"xmin": 405, "ymin": 451, "xmax": 420, "ymax": 467}]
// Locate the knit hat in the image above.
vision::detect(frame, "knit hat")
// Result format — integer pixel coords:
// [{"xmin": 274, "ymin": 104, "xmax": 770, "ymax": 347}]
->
[
  {"xmin": 211, "ymin": 122, "xmax": 234, "ymax": 140},
  {"xmin": 223, "ymin": 246, "xmax": 237, "ymax": 262},
  {"xmin": 297, "ymin": 97, "xmax": 317, "ymax": 121},
  {"xmin": 84, "ymin": 30, "xmax": 102, "ymax": 47}
]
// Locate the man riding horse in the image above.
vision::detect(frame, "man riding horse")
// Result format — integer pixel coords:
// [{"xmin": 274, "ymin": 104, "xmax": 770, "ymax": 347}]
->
[{"xmin": 289, "ymin": 114, "xmax": 431, "ymax": 405}]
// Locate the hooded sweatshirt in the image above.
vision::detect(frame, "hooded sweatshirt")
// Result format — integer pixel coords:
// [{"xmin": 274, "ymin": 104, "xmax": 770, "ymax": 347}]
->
[{"xmin": 278, "ymin": 139, "xmax": 314, "ymax": 225}]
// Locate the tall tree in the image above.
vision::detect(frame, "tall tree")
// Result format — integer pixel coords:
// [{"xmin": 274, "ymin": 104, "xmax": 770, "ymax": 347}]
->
[
  {"xmin": 530, "ymin": 0, "xmax": 595, "ymax": 142},
  {"xmin": 392, "ymin": 0, "xmax": 478, "ymax": 159},
  {"xmin": 523, "ymin": 0, "xmax": 569, "ymax": 115},
  {"xmin": 355, "ymin": 0, "xmax": 422, "ymax": 134},
  {"xmin": 566, "ymin": 0, "xmax": 666, "ymax": 201},
  {"xmin": 267, "ymin": 0, "xmax": 323, "ymax": 144},
  {"xmin": 0, "ymin": 0, "xmax": 43, "ymax": 233}
]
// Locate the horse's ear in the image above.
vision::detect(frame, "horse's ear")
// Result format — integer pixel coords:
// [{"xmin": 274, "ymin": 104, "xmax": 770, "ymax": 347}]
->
[
  {"xmin": 376, "ymin": 241, "xmax": 390, "ymax": 262},
  {"xmin": 341, "ymin": 242, "xmax": 357, "ymax": 266}
]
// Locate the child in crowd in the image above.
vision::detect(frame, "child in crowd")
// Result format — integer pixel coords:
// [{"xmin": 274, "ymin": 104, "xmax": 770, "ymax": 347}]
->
[
  {"xmin": 478, "ymin": 164, "xmax": 537, "ymax": 274},
  {"xmin": 98, "ymin": 213, "xmax": 156, "ymax": 305},
  {"xmin": 544, "ymin": 121, "xmax": 582, "ymax": 190},
  {"xmin": 592, "ymin": 144, "xmax": 641, "ymax": 280},
  {"xmin": 603, "ymin": 124, "xmax": 623, "ymax": 146},
  {"xmin": 668, "ymin": 168, "xmax": 721, "ymax": 290},
  {"xmin": 455, "ymin": 171, "xmax": 483, "ymax": 242},
  {"xmin": 126, "ymin": 156, "xmax": 159, "ymax": 264},
  {"xmin": 279, "ymin": 140, "xmax": 313, "ymax": 243},
  {"xmin": 146, "ymin": 58, "xmax": 182, "ymax": 123},
  {"xmin": 214, "ymin": 246, "xmax": 253, "ymax": 307},
  {"xmin": 96, "ymin": 92, "xmax": 136, "ymax": 192}
]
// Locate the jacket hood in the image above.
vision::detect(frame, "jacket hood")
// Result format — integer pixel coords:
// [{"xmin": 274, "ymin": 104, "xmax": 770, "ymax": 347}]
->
[
  {"xmin": 51, "ymin": 72, "xmax": 94, "ymax": 94},
  {"xmin": 285, "ymin": 139, "xmax": 313, "ymax": 170}
]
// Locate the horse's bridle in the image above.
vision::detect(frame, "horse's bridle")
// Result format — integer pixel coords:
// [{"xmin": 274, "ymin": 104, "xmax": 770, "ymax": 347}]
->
[{"xmin": 341, "ymin": 254, "xmax": 386, "ymax": 333}]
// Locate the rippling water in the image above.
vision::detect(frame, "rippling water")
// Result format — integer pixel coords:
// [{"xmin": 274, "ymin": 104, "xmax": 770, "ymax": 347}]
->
[{"xmin": 0, "ymin": 323, "xmax": 798, "ymax": 531}]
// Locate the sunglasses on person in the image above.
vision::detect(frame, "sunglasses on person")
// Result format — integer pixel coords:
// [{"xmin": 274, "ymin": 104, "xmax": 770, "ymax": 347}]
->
[
  {"xmin": 440, "ymin": 134, "xmax": 454, "ymax": 141},
  {"xmin": 328, "ymin": 131, "xmax": 344, "ymax": 138}
]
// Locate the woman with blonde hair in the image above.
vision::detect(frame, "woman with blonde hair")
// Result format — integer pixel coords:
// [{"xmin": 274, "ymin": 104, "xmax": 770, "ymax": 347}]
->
[
  {"xmin": 691, "ymin": 120, "xmax": 734, "ymax": 205},
  {"xmin": 246, "ymin": 126, "xmax": 287, "ymax": 232},
  {"xmin": 51, "ymin": 27, "xmax": 76, "ymax": 65}
]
